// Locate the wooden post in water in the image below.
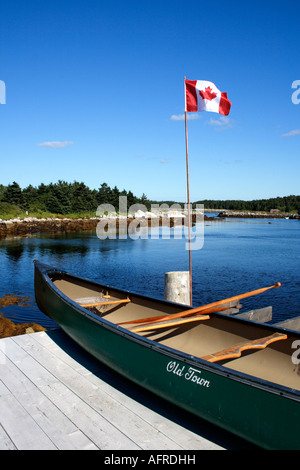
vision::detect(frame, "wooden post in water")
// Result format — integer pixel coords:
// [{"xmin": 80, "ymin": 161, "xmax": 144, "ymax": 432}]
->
[{"xmin": 164, "ymin": 271, "xmax": 190, "ymax": 305}]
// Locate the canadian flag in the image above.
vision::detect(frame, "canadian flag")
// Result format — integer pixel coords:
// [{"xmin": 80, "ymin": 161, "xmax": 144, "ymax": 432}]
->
[{"xmin": 185, "ymin": 79, "xmax": 231, "ymax": 116}]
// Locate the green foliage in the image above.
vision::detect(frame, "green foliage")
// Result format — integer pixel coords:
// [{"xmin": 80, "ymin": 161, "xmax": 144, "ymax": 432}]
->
[
  {"xmin": 2, "ymin": 181, "xmax": 23, "ymax": 206},
  {"xmin": 0, "ymin": 180, "xmax": 299, "ymax": 219},
  {"xmin": 194, "ymin": 196, "xmax": 300, "ymax": 213},
  {"xmin": 0, "ymin": 202, "xmax": 24, "ymax": 219},
  {"xmin": 0, "ymin": 181, "xmax": 152, "ymax": 218}
]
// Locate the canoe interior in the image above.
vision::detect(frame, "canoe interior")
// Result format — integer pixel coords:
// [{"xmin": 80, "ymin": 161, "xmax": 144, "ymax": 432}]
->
[{"xmin": 52, "ymin": 274, "xmax": 300, "ymax": 393}]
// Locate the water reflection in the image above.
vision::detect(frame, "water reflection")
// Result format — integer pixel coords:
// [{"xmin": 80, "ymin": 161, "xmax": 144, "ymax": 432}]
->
[{"xmin": 1, "ymin": 240, "xmax": 26, "ymax": 263}]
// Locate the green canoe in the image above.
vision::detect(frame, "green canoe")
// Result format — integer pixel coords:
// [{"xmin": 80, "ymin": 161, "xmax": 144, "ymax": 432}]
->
[{"xmin": 34, "ymin": 260, "xmax": 300, "ymax": 449}]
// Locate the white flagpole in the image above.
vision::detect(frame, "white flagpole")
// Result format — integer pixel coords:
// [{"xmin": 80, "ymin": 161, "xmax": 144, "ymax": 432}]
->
[{"xmin": 184, "ymin": 77, "xmax": 193, "ymax": 306}]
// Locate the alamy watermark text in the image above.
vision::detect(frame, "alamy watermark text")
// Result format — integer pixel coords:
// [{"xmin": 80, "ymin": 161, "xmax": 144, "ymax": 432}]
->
[{"xmin": 95, "ymin": 197, "xmax": 204, "ymax": 251}]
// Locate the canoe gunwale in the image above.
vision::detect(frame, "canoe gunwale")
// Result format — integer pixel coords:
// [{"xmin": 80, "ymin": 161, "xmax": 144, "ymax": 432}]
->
[{"xmin": 34, "ymin": 259, "xmax": 300, "ymax": 403}]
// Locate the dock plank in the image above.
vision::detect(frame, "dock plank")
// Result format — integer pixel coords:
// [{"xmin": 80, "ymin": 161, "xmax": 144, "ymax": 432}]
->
[
  {"xmin": 0, "ymin": 330, "xmax": 253, "ymax": 450},
  {"xmin": 0, "ymin": 423, "xmax": 16, "ymax": 450},
  {"xmin": 0, "ymin": 348, "xmax": 96, "ymax": 450},
  {"xmin": 25, "ymin": 332, "xmax": 216, "ymax": 450},
  {"xmin": 12, "ymin": 333, "xmax": 184, "ymax": 450},
  {"xmin": 0, "ymin": 380, "xmax": 57, "ymax": 450},
  {"xmin": 40, "ymin": 380, "xmax": 138, "ymax": 450}
]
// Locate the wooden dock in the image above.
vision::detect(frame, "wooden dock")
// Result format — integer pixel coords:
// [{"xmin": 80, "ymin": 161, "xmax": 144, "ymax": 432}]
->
[{"xmin": 0, "ymin": 330, "xmax": 254, "ymax": 450}]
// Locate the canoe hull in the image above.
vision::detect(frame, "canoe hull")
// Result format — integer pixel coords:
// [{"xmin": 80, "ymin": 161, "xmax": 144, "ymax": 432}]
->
[{"xmin": 34, "ymin": 261, "xmax": 300, "ymax": 449}]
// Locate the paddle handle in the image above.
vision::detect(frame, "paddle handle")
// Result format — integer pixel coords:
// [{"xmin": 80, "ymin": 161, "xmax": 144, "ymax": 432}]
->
[{"xmin": 183, "ymin": 282, "xmax": 281, "ymax": 317}]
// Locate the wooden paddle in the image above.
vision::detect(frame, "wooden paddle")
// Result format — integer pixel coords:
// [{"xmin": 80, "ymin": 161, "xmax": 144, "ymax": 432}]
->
[
  {"xmin": 201, "ymin": 332, "xmax": 287, "ymax": 363},
  {"xmin": 131, "ymin": 314, "xmax": 211, "ymax": 333},
  {"xmin": 118, "ymin": 282, "xmax": 281, "ymax": 327},
  {"xmin": 118, "ymin": 305, "xmax": 229, "ymax": 326}
]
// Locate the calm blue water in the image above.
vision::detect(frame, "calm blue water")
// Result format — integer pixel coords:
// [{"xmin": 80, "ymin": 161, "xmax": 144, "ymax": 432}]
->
[{"xmin": 0, "ymin": 216, "xmax": 299, "ymax": 329}]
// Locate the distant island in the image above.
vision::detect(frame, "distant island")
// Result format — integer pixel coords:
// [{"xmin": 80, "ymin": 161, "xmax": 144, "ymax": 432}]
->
[
  {"xmin": 194, "ymin": 196, "xmax": 300, "ymax": 214},
  {"xmin": 0, "ymin": 180, "xmax": 299, "ymax": 221}
]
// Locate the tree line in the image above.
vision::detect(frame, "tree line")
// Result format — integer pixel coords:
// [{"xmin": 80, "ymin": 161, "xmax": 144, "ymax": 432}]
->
[
  {"xmin": 194, "ymin": 196, "xmax": 300, "ymax": 213},
  {"xmin": 0, "ymin": 181, "xmax": 299, "ymax": 215},
  {"xmin": 0, "ymin": 181, "xmax": 151, "ymax": 215}
]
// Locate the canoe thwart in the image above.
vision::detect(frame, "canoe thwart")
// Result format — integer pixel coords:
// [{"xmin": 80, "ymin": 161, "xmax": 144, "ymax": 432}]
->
[
  {"xmin": 79, "ymin": 298, "xmax": 131, "ymax": 308},
  {"xmin": 201, "ymin": 332, "xmax": 288, "ymax": 363}
]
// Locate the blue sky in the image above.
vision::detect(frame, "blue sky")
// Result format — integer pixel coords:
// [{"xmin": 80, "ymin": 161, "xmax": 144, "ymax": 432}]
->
[{"xmin": 0, "ymin": 0, "xmax": 299, "ymax": 203}]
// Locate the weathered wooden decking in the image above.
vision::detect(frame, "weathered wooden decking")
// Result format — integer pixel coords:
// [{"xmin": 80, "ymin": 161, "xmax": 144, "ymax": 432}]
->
[{"xmin": 0, "ymin": 330, "xmax": 253, "ymax": 450}]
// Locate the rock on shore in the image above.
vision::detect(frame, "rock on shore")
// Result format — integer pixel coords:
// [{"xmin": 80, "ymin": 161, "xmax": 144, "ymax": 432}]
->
[
  {"xmin": 217, "ymin": 210, "xmax": 300, "ymax": 219},
  {"xmin": 0, "ymin": 315, "xmax": 46, "ymax": 338},
  {"xmin": 0, "ymin": 217, "xmax": 101, "ymax": 239},
  {"xmin": 0, "ymin": 294, "xmax": 47, "ymax": 338},
  {"xmin": 0, "ymin": 212, "xmax": 213, "ymax": 239}
]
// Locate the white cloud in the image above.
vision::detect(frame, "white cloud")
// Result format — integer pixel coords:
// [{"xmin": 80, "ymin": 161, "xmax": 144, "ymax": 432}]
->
[
  {"xmin": 208, "ymin": 116, "xmax": 233, "ymax": 130},
  {"xmin": 37, "ymin": 141, "xmax": 74, "ymax": 148},
  {"xmin": 171, "ymin": 113, "xmax": 233, "ymax": 130},
  {"xmin": 160, "ymin": 158, "xmax": 170, "ymax": 164},
  {"xmin": 171, "ymin": 113, "xmax": 201, "ymax": 121},
  {"xmin": 282, "ymin": 129, "xmax": 300, "ymax": 137}
]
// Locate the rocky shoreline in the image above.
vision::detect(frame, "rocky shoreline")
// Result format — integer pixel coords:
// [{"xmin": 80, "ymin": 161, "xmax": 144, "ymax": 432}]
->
[
  {"xmin": 0, "ymin": 217, "xmax": 102, "ymax": 239},
  {"xmin": 0, "ymin": 213, "xmax": 215, "ymax": 239},
  {"xmin": 0, "ymin": 211, "xmax": 298, "ymax": 239},
  {"xmin": 217, "ymin": 210, "xmax": 300, "ymax": 219}
]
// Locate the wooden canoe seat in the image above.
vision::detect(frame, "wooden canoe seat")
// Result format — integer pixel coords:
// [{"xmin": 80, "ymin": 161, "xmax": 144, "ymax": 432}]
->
[{"xmin": 201, "ymin": 332, "xmax": 287, "ymax": 363}]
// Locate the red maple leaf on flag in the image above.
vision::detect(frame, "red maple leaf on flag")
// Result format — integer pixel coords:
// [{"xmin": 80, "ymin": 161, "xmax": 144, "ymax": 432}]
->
[{"xmin": 199, "ymin": 86, "xmax": 217, "ymax": 101}]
